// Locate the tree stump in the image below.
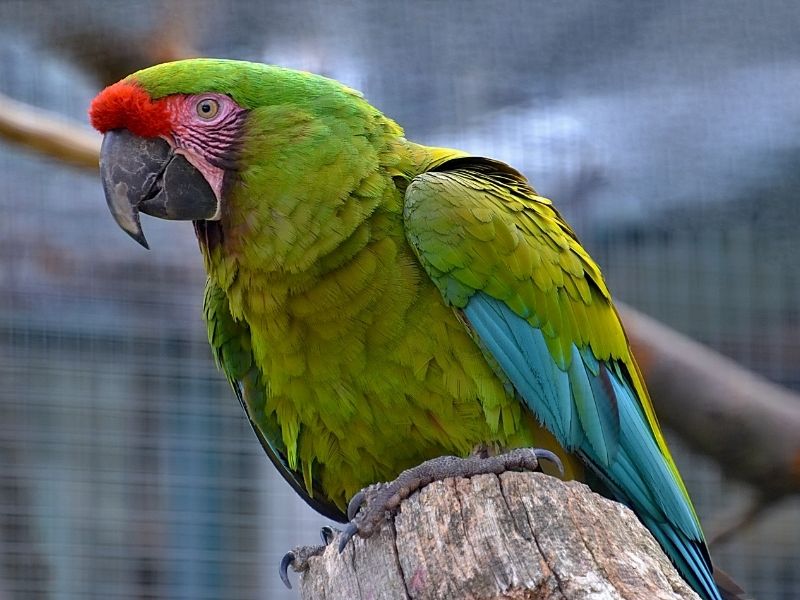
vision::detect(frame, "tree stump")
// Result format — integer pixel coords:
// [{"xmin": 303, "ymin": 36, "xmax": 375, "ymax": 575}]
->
[{"xmin": 294, "ymin": 472, "xmax": 699, "ymax": 599}]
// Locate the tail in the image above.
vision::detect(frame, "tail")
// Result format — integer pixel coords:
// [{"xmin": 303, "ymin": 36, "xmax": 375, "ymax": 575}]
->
[
  {"xmin": 639, "ymin": 514, "xmax": 721, "ymax": 600},
  {"xmin": 714, "ymin": 567, "xmax": 750, "ymax": 600}
]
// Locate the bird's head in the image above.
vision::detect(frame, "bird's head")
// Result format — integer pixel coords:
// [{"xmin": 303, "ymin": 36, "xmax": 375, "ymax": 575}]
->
[{"xmin": 89, "ymin": 58, "xmax": 394, "ymax": 251}]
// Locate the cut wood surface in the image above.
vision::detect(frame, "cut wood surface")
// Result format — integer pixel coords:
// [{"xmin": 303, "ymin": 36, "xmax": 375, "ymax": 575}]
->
[{"xmin": 295, "ymin": 472, "xmax": 699, "ymax": 600}]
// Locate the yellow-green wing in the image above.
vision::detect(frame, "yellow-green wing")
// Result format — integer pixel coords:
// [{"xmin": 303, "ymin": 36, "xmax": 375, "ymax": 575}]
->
[
  {"xmin": 403, "ymin": 157, "xmax": 720, "ymax": 600},
  {"xmin": 204, "ymin": 279, "xmax": 346, "ymax": 522}
]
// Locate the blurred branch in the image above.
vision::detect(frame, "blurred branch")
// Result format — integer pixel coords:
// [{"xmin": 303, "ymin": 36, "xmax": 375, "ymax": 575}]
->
[
  {"xmin": 619, "ymin": 304, "xmax": 800, "ymax": 523},
  {"xmin": 0, "ymin": 0, "xmax": 198, "ymax": 169},
  {"xmin": 2, "ymin": 96, "xmax": 799, "ymax": 542},
  {"xmin": 0, "ymin": 92, "xmax": 100, "ymax": 170},
  {"xmin": 706, "ymin": 496, "xmax": 778, "ymax": 546}
]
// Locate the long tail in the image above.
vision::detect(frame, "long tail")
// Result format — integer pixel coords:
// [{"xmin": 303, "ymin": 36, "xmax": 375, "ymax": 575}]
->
[
  {"xmin": 714, "ymin": 567, "xmax": 750, "ymax": 600},
  {"xmin": 638, "ymin": 513, "xmax": 720, "ymax": 600}
]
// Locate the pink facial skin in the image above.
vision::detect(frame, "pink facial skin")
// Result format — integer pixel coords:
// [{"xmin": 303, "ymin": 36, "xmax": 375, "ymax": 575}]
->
[
  {"xmin": 90, "ymin": 83, "xmax": 247, "ymax": 216},
  {"xmin": 161, "ymin": 93, "xmax": 247, "ymax": 216}
]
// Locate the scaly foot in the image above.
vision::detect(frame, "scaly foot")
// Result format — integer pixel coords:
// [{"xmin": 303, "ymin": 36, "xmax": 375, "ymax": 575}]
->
[
  {"xmin": 337, "ymin": 447, "xmax": 562, "ymax": 552},
  {"xmin": 279, "ymin": 526, "xmax": 341, "ymax": 589}
]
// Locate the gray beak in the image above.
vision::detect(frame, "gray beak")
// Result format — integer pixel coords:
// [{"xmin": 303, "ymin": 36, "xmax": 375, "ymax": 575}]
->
[{"xmin": 99, "ymin": 129, "xmax": 219, "ymax": 248}]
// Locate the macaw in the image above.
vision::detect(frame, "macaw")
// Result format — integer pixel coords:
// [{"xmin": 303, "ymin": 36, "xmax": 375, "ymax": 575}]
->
[{"xmin": 90, "ymin": 59, "xmax": 732, "ymax": 600}]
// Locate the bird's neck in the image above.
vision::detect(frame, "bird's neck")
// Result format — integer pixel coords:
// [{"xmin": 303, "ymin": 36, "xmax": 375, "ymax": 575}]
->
[
  {"xmin": 195, "ymin": 138, "xmax": 410, "ymax": 316},
  {"xmin": 196, "ymin": 138, "xmax": 463, "ymax": 290}
]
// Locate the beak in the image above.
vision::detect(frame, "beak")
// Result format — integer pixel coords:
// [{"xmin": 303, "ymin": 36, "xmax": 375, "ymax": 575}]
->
[{"xmin": 99, "ymin": 129, "xmax": 219, "ymax": 248}]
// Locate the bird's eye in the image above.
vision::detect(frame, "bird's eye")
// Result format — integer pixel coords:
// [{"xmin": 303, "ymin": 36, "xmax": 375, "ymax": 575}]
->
[{"xmin": 196, "ymin": 98, "xmax": 220, "ymax": 119}]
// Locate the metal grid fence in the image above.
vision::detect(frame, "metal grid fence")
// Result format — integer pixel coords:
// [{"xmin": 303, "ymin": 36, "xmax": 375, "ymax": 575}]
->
[{"xmin": 1, "ymin": 2, "xmax": 799, "ymax": 598}]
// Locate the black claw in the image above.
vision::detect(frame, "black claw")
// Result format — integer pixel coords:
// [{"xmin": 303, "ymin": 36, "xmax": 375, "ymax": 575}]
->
[
  {"xmin": 337, "ymin": 522, "xmax": 359, "ymax": 554},
  {"xmin": 279, "ymin": 551, "xmax": 295, "ymax": 589},
  {"xmin": 347, "ymin": 490, "xmax": 366, "ymax": 521},
  {"xmin": 534, "ymin": 448, "xmax": 564, "ymax": 476},
  {"xmin": 320, "ymin": 525, "xmax": 337, "ymax": 546}
]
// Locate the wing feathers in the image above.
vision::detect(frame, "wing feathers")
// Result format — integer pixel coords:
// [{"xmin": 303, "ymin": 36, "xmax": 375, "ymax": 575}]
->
[
  {"xmin": 464, "ymin": 294, "xmax": 580, "ymax": 448},
  {"xmin": 569, "ymin": 344, "xmax": 618, "ymax": 464},
  {"xmin": 467, "ymin": 293, "xmax": 716, "ymax": 598},
  {"xmin": 404, "ymin": 157, "xmax": 719, "ymax": 600}
]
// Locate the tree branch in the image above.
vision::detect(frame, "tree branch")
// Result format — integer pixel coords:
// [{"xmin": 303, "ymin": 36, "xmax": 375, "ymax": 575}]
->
[
  {"xmin": 619, "ymin": 304, "xmax": 800, "ymax": 501},
  {"xmin": 294, "ymin": 472, "xmax": 699, "ymax": 599},
  {"xmin": 0, "ymin": 92, "xmax": 100, "ymax": 170}
]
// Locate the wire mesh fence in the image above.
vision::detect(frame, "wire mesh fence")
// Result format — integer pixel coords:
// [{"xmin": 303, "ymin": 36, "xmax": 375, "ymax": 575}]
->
[{"xmin": 1, "ymin": 1, "xmax": 799, "ymax": 598}]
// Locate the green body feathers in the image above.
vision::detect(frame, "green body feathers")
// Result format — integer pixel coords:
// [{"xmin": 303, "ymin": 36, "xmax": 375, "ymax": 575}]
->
[{"xmin": 127, "ymin": 60, "xmax": 720, "ymax": 600}]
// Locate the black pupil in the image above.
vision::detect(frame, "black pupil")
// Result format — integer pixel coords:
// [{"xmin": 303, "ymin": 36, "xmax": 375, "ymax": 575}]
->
[{"xmin": 201, "ymin": 102, "xmax": 212, "ymax": 113}]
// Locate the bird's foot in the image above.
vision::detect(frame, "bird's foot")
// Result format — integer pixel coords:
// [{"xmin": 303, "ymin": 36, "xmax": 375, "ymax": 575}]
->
[
  {"xmin": 279, "ymin": 526, "xmax": 341, "ymax": 589},
  {"xmin": 337, "ymin": 447, "xmax": 562, "ymax": 553}
]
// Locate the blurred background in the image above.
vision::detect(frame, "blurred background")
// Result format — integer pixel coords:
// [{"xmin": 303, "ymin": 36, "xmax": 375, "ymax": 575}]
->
[{"xmin": 1, "ymin": 1, "xmax": 799, "ymax": 598}]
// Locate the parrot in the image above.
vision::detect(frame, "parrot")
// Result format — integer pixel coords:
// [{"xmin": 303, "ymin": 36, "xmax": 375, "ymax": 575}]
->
[{"xmin": 89, "ymin": 58, "xmax": 736, "ymax": 600}]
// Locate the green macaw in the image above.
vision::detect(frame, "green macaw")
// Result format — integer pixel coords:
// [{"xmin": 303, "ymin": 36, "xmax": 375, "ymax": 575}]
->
[{"xmin": 90, "ymin": 59, "xmax": 727, "ymax": 600}]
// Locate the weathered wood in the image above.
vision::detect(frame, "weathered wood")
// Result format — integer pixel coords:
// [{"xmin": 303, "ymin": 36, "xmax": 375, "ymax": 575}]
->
[{"xmin": 295, "ymin": 472, "xmax": 699, "ymax": 600}]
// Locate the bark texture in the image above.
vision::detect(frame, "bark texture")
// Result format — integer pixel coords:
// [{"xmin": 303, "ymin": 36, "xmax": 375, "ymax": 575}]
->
[{"xmin": 296, "ymin": 472, "xmax": 699, "ymax": 600}]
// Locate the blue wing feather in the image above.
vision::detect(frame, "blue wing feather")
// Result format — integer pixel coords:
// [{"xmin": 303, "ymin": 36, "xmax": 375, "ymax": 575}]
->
[
  {"xmin": 568, "ymin": 343, "xmax": 618, "ymax": 464},
  {"xmin": 463, "ymin": 292, "xmax": 720, "ymax": 600},
  {"xmin": 467, "ymin": 295, "xmax": 578, "ymax": 445}
]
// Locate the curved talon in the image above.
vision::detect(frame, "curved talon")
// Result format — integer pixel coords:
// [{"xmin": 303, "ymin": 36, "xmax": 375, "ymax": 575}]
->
[
  {"xmin": 279, "ymin": 551, "xmax": 295, "ymax": 589},
  {"xmin": 347, "ymin": 489, "xmax": 366, "ymax": 521},
  {"xmin": 320, "ymin": 525, "xmax": 337, "ymax": 546},
  {"xmin": 533, "ymin": 448, "xmax": 564, "ymax": 476},
  {"xmin": 337, "ymin": 522, "xmax": 359, "ymax": 554}
]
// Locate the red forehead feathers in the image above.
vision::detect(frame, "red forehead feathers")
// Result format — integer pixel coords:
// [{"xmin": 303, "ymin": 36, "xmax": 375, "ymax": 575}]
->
[{"xmin": 89, "ymin": 81, "xmax": 172, "ymax": 137}]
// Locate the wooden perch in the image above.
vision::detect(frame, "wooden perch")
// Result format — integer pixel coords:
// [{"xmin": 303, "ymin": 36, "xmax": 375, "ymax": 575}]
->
[
  {"xmin": 0, "ymin": 92, "xmax": 100, "ymax": 170},
  {"xmin": 294, "ymin": 472, "xmax": 699, "ymax": 600}
]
